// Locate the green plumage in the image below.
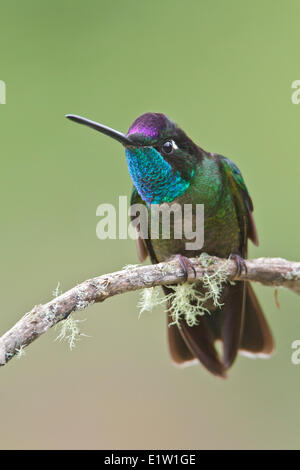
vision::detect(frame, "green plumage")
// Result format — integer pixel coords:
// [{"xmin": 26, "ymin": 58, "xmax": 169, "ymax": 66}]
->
[{"xmin": 131, "ymin": 153, "xmax": 245, "ymax": 261}]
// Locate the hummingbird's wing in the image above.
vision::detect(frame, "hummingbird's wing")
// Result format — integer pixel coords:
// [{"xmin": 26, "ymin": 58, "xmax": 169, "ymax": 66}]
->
[
  {"xmin": 130, "ymin": 187, "xmax": 149, "ymax": 262},
  {"xmin": 220, "ymin": 157, "xmax": 258, "ymax": 248},
  {"xmin": 219, "ymin": 156, "xmax": 274, "ymax": 363}
]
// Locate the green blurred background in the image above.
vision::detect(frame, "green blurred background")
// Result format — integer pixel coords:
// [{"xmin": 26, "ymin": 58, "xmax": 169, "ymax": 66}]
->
[{"xmin": 1, "ymin": 0, "xmax": 300, "ymax": 450}]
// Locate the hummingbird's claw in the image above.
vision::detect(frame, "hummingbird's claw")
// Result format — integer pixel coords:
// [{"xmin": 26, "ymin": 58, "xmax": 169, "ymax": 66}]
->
[
  {"xmin": 230, "ymin": 253, "xmax": 247, "ymax": 277},
  {"xmin": 175, "ymin": 254, "xmax": 197, "ymax": 283}
]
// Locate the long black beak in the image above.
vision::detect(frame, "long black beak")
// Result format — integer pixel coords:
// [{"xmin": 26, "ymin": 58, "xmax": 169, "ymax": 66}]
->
[{"xmin": 66, "ymin": 114, "xmax": 135, "ymax": 146}]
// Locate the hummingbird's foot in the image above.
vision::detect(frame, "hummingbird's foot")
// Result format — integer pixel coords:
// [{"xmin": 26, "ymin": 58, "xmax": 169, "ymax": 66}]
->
[
  {"xmin": 174, "ymin": 254, "xmax": 197, "ymax": 283},
  {"xmin": 230, "ymin": 253, "xmax": 247, "ymax": 278}
]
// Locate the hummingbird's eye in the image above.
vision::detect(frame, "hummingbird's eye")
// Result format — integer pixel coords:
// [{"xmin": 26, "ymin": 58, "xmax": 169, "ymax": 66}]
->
[{"xmin": 162, "ymin": 140, "xmax": 177, "ymax": 155}]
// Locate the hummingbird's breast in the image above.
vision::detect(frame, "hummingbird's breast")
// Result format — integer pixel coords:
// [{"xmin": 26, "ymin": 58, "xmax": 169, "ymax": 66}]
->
[{"xmin": 146, "ymin": 156, "xmax": 241, "ymax": 261}]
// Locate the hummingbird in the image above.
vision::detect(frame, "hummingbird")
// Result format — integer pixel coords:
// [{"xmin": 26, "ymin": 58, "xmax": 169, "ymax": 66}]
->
[{"xmin": 66, "ymin": 112, "xmax": 274, "ymax": 377}]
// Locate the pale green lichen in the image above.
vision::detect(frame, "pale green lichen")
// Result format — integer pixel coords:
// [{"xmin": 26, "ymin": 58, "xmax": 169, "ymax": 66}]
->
[
  {"xmin": 166, "ymin": 279, "xmax": 224, "ymax": 327},
  {"xmin": 162, "ymin": 263, "xmax": 172, "ymax": 274},
  {"xmin": 55, "ymin": 316, "xmax": 89, "ymax": 350},
  {"xmin": 123, "ymin": 264, "xmax": 140, "ymax": 271},
  {"xmin": 43, "ymin": 283, "xmax": 63, "ymax": 325},
  {"xmin": 15, "ymin": 345, "xmax": 26, "ymax": 359},
  {"xmin": 168, "ymin": 283, "xmax": 210, "ymax": 326},
  {"xmin": 45, "ymin": 305, "xmax": 57, "ymax": 324},
  {"xmin": 199, "ymin": 252, "xmax": 215, "ymax": 267},
  {"xmin": 52, "ymin": 281, "xmax": 62, "ymax": 298},
  {"xmin": 285, "ymin": 269, "xmax": 300, "ymax": 281},
  {"xmin": 74, "ymin": 286, "xmax": 95, "ymax": 312},
  {"xmin": 138, "ymin": 287, "xmax": 163, "ymax": 317},
  {"xmin": 52, "ymin": 281, "xmax": 92, "ymax": 349},
  {"xmin": 138, "ymin": 253, "xmax": 229, "ymax": 327},
  {"xmin": 75, "ymin": 299, "xmax": 94, "ymax": 311}
]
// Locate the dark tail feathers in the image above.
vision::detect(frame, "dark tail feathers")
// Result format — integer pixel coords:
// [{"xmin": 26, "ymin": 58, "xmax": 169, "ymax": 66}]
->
[{"xmin": 166, "ymin": 282, "xmax": 274, "ymax": 377}]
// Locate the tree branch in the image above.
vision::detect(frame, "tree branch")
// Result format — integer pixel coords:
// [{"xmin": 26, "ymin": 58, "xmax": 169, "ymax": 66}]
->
[{"xmin": 0, "ymin": 256, "xmax": 299, "ymax": 366}]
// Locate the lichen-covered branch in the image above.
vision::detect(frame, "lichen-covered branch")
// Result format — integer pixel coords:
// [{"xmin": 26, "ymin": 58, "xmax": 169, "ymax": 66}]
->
[{"xmin": 0, "ymin": 256, "xmax": 299, "ymax": 367}]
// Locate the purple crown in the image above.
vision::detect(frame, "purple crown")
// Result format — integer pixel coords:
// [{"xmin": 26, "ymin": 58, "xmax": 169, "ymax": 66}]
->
[{"xmin": 127, "ymin": 113, "xmax": 170, "ymax": 139}]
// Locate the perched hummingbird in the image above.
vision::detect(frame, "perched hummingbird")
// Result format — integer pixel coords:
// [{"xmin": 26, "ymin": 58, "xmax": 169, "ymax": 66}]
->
[{"xmin": 66, "ymin": 112, "xmax": 274, "ymax": 377}]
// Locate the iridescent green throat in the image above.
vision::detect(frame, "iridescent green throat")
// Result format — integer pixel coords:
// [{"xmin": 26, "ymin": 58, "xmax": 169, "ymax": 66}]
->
[{"xmin": 125, "ymin": 147, "xmax": 193, "ymax": 204}]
